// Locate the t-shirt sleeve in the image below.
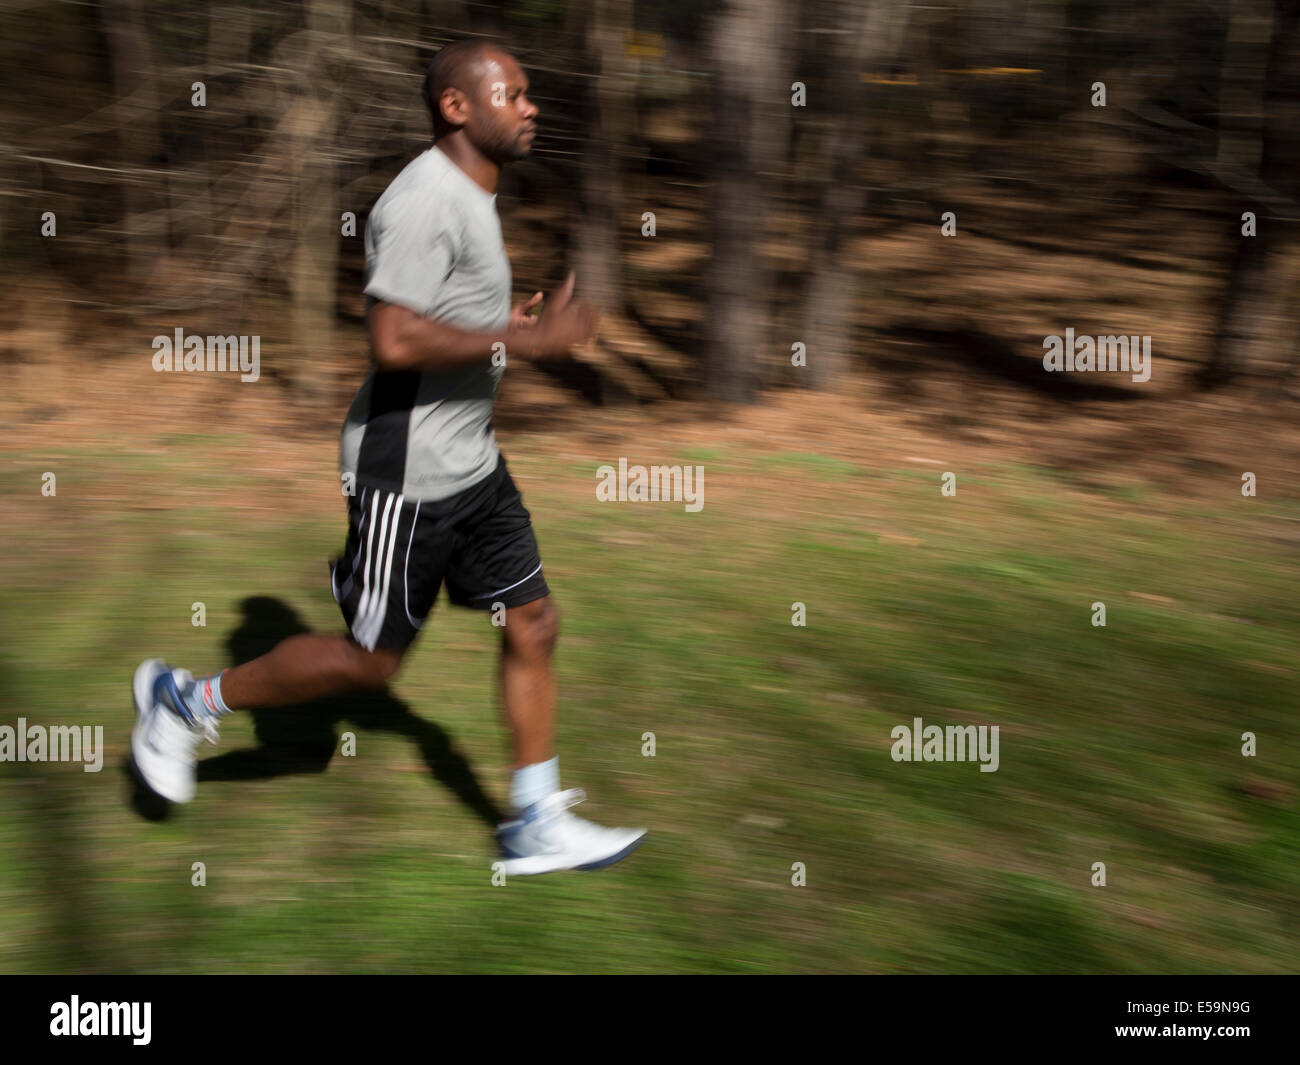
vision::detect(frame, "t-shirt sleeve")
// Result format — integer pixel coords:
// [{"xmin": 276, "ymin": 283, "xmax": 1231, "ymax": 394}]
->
[{"xmin": 363, "ymin": 189, "xmax": 459, "ymax": 315}]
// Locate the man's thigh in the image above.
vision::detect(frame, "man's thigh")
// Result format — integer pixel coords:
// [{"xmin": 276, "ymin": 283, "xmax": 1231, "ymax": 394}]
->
[
  {"xmin": 445, "ymin": 460, "xmax": 550, "ymax": 612},
  {"xmin": 331, "ymin": 486, "xmax": 450, "ymax": 652}
]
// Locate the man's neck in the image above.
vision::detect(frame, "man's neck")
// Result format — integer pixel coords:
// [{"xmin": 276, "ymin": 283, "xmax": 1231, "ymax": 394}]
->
[{"xmin": 434, "ymin": 137, "xmax": 500, "ymax": 195}]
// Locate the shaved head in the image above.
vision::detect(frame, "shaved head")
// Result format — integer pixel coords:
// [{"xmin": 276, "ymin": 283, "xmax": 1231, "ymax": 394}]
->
[{"xmin": 423, "ymin": 40, "xmax": 502, "ymax": 137}]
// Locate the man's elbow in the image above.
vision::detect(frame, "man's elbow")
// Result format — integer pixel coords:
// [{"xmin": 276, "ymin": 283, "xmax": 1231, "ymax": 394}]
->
[
  {"xmin": 370, "ymin": 333, "xmax": 410, "ymax": 373},
  {"xmin": 367, "ymin": 303, "xmax": 416, "ymax": 372}
]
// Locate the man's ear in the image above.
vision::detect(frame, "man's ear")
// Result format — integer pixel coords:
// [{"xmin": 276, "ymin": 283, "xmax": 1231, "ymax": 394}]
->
[{"xmin": 440, "ymin": 87, "xmax": 468, "ymax": 130}]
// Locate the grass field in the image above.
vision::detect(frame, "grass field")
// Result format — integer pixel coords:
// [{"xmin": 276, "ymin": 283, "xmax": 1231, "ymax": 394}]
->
[{"xmin": 1, "ymin": 427, "xmax": 1297, "ymax": 973}]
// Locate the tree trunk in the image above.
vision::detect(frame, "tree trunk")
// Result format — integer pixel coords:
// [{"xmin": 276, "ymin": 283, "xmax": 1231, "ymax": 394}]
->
[
  {"xmin": 100, "ymin": 0, "xmax": 164, "ymax": 287},
  {"xmin": 1206, "ymin": 0, "xmax": 1300, "ymax": 385},
  {"xmin": 290, "ymin": 0, "xmax": 350, "ymax": 403},
  {"xmin": 573, "ymin": 0, "xmax": 631, "ymax": 319},
  {"xmin": 703, "ymin": 0, "xmax": 791, "ymax": 404},
  {"xmin": 803, "ymin": 0, "xmax": 912, "ymax": 390}
]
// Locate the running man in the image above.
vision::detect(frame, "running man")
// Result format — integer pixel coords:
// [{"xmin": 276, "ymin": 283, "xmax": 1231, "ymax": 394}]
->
[{"xmin": 131, "ymin": 40, "xmax": 645, "ymax": 876}]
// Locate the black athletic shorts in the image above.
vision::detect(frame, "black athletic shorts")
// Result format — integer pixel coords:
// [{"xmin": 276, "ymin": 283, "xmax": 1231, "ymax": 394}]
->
[{"xmin": 330, "ymin": 455, "xmax": 549, "ymax": 651}]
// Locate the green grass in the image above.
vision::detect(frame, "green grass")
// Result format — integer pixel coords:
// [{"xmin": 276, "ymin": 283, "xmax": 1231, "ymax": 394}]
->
[
  {"xmin": 754, "ymin": 451, "xmax": 862, "ymax": 479},
  {"xmin": 0, "ymin": 446, "xmax": 1296, "ymax": 973}
]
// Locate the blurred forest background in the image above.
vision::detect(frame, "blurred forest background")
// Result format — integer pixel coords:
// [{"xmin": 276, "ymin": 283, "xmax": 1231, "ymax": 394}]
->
[
  {"xmin": 3, "ymin": 1, "xmax": 1299, "ymax": 976},
  {"xmin": 3, "ymin": 0, "xmax": 1300, "ymax": 413}
]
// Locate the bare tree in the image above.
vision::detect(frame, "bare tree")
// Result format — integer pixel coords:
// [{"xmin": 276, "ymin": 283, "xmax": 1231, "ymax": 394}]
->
[
  {"xmin": 702, "ymin": 0, "xmax": 793, "ymax": 403},
  {"xmin": 800, "ymin": 0, "xmax": 911, "ymax": 390},
  {"xmin": 571, "ymin": 0, "xmax": 631, "ymax": 320},
  {"xmin": 287, "ymin": 0, "xmax": 353, "ymax": 403},
  {"xmin": 1207, "ymin": 0, "xmax": 1300, "ymax": 386},
  {"xmin": 100, "ymin": 0, "xmax": 166, "ymax": 287}
]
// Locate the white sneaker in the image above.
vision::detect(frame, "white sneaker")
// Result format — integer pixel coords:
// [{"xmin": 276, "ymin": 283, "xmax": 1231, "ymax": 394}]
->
[
  {"xmin": 496, "ymin": 788, "xmax": 646, "ymax": 876},
  {"xmin": 131, "ymin": 659, "xmax": 219, "ymax": 803}
]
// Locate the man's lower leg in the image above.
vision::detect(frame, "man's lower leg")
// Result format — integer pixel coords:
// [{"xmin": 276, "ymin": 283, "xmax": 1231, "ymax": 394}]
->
[
  {"xmin": 209, "ymin": 634, "xmax": 402, "ymax": 712},
  {"xmin": 500, "ymin": 597, "xmax": 559, "ymax": 811}
]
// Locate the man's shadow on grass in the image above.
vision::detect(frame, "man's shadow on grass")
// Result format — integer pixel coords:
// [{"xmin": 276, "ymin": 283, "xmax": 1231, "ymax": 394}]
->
[{"xmin": 129, "ymin": 596, "xmax": 504, "ymax": 828}]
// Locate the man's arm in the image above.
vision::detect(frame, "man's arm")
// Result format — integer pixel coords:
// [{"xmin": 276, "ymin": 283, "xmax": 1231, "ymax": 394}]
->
[
  {"xmin": 368, "ymin": 273, "xmax": 597, "ymax": 373},
  {"xmin": 369, "ymin": 301, "xmax": 529, "ymax": 372}
]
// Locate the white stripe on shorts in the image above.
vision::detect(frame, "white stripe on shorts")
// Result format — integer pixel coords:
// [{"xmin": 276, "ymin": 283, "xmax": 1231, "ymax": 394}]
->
[
  {"xmin": 354, "ymin": 491, "xmax": 401, "ymax": 650},
  {"xmin": 364, "ymin": 493, "xmax": 404, "ymax": 648},
  {"xmin": 479, "ymin": 561, "xmax": 543, "ymax": 602}
]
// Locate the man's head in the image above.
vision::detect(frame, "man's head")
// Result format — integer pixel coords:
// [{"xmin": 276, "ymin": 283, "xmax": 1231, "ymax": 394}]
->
[{"xmin": 422, "ymin": 41, "xmax": 538, "ymax": 163}]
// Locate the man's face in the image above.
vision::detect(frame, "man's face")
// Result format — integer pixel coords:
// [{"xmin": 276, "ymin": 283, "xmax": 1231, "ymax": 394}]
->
[{"xmin": 464, "ymin": 51, "xmax": 539, "ymax": 163}]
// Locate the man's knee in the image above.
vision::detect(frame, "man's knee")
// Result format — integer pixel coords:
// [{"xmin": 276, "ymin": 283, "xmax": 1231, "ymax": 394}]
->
[{"xmin": 504, "ymin": 596, "xmax": 559, "ymax": 658}]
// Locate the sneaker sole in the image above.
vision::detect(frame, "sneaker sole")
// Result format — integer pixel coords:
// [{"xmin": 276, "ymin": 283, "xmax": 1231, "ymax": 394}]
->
[
  {"xmin": 499, "ymin": 831, "xmax": 646, "ymax": 877},
  {"xmin": 130, "ymin": 658, "xmax": 193, "ymax": 804}
]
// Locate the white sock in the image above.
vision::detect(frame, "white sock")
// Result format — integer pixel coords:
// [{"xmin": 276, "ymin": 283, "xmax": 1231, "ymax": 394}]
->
[{"xmin": 510, "ymin": 757, "xmax": 558, "ymax": 813}]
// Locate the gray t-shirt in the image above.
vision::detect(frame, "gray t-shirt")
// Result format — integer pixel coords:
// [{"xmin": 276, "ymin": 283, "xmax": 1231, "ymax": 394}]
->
[{"xmin": 339, "ymin": 146, "xmax": 511, "ymax": 501}]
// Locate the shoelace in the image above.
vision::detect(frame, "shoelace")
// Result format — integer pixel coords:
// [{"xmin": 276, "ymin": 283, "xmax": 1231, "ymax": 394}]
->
[
  {"xmin": 164, "ymin": 672, "xmax": 221, "ymax": 744},
  {"xmin": 148, "ymin": 696, "xmax": 218, "ymax": 758}
]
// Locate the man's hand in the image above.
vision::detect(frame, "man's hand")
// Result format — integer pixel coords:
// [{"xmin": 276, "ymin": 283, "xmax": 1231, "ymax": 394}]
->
[
  {"xmin": 519, "ymin": 273, "xmax": 599, "ymax": 360},
  {"xmin": 510, "ymin": 291, "xmax": 543, "ymax": 331}
]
